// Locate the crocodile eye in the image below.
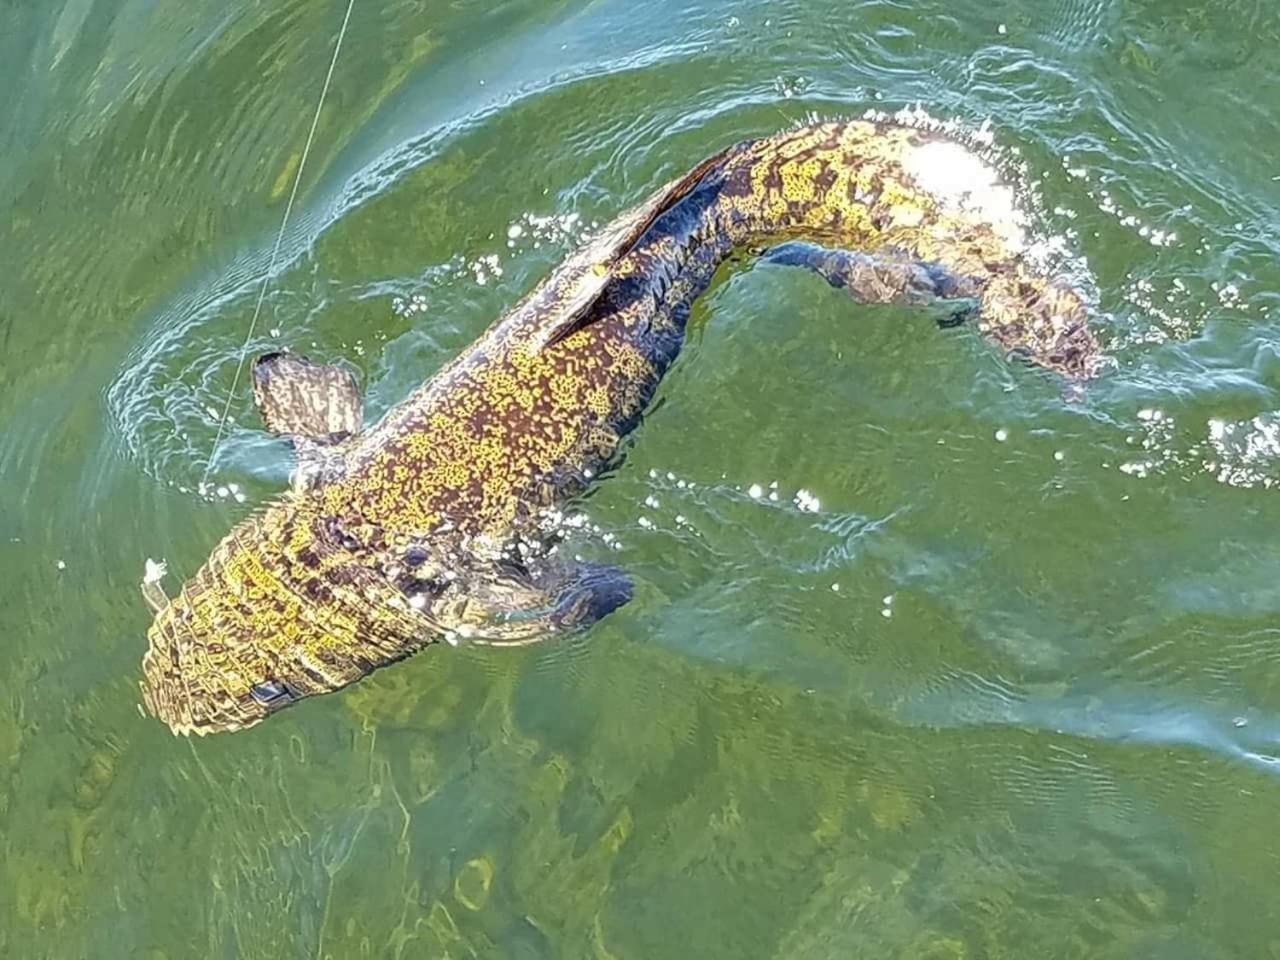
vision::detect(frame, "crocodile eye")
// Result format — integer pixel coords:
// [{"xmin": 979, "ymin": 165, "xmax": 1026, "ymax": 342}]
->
[
  {"xmin": 404, "ymin": 544, "xmax": 430, "ymax": 567},
  {"xmin": 397, "ymin": 574, "xmax": 447, "ymax": 612},
  {"xmin": 495, "ymin": 557, "xmax": 533, "ymax": 584},
  {"xmin": 324, "ymin": 517, "xmax": 361, "ymax": 552},
  {"xmin": 249, "ymin": 679, "xmax": 297, "ymax": 710}
]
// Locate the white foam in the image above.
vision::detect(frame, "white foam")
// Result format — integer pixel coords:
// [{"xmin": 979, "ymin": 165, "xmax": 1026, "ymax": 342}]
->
[
  {"xmin": 902, "ymin": 139, "xmax": 1027, "ymax": 253},
  {"xmin": 794, "ymin": 488, "xmax": 821, "ymax": 513},
  {"xmin": 1205, "ymin": 414, "xmax": 1279, "ymax": 489},
  {"xmin": 143, "ymin": 558, "xmax": 168, "ymax": 584}
]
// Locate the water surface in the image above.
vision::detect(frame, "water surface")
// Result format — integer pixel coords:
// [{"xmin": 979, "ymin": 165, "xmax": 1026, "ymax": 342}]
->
[{"xmin": 3, "ymin": 0, "xmax": 1280, "ymax": 956}]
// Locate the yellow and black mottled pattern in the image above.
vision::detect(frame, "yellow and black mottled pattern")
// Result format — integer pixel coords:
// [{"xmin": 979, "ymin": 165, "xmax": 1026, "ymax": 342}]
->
[{"xmin": 141, "ymin": 120, "xmax": 1102, "ymax": 734}]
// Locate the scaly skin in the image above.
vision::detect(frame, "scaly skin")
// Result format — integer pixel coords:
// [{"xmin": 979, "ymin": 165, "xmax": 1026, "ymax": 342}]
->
[{"xmin": 141, "ymin": 120, "xmax": 1101, "ymax": 735}]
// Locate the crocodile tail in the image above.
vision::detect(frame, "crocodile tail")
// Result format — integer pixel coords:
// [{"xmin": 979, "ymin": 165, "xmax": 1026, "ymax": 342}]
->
[{"xmin": 711, "ymin": 121, "xmax": 1103, "ymax": 378}]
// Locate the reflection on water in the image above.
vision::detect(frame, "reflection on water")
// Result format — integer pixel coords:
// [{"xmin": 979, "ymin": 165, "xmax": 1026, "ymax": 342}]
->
[{"xmin": 3, "ymin": 0, "xmax": 1280, "ymax": 956}]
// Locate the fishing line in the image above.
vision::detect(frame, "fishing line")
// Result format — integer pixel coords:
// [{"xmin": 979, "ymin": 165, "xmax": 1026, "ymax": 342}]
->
[{"xmin": 201, "ymin": 0, "xmax": 358, "ymax": 492}]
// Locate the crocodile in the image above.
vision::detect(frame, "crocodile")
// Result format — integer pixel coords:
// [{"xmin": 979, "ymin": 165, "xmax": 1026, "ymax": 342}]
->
[{"xmin": 139, "ymin": 119, "xmax": 1101, "ymax": 735}]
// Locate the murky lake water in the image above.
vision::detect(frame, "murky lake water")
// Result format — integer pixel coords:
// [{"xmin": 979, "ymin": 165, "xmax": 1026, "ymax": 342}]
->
[{"xmin": 3, "ymin": 0, "xmax": 1280, "ymax": 956}]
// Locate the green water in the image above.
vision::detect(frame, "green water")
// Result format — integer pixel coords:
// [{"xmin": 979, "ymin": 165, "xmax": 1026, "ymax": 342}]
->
[{"xmin": 4, "ymin": 0, "xmax": 1280, "ymax": 956}]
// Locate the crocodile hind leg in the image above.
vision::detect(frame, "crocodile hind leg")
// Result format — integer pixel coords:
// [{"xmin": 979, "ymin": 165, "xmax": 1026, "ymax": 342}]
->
[
  {"xmin": 761, "ymin": 242, "xmax": 1101, "ymax": 378},
  {"xmin": 760, "ymin": 241, "xmax": 983, "ymax": 327}
]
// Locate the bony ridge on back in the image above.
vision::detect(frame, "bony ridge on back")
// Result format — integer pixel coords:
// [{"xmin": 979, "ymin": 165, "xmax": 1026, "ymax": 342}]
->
[{"xmin": 139, "ymin": 119, "xmax": 1101, "ymax": 735}]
